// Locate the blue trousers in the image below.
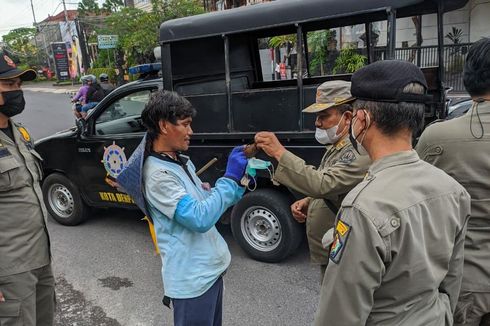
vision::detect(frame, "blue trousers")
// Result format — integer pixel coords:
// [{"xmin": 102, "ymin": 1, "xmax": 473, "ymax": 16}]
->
[{"xmin": 172, "ymin": 277, "xmax": 223, "ymax": 326}]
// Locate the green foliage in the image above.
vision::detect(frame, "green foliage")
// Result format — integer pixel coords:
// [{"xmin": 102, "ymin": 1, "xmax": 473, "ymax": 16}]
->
[
  {"xmin": 307, "ymin": 30, "xmax": 334, "ymax": 75},
  {"xmin": 445, "ymin": 27, "xmax": 463, "ymax": 45},
  {"xmin": 2, "ymin": 28, "xmax": 38, "ymax": 67},
  {"xmin": 268, "ymin": 34, "xmax": 296, "ymax": 49},
  {"xmin": 99, "ymin": 0, "xmax": 204, "ymax": 67},
  {"xmin": 78, "ymin": 0, "xmax": 101, "ymax": 16},
  {"xmin": 87, "ymin": 67, "xmax": 117, "ymax": 83},
  {"xmin": 333, "ymin": 46, "xmax": 366, "ymax": 74},
  {"xmin": 102, "ymin": 0, "xmax": 124, "ymax": 13}
]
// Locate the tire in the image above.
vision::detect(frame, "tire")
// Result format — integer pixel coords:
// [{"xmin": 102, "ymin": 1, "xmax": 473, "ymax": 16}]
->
[
  {"xmin": 231, "ymin": 189, "xmax": 304, "ymax": 263},
  {"xmin": 42, "ymin": 173, "xmax": 89, "ymax": 226}
]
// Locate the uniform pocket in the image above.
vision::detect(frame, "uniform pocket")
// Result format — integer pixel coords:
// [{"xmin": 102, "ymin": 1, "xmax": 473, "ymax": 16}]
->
[
  {"xmin": 0, "ymin": 156, "xmax": 21, "ymax": 192},
  {"xmin": 27, "ymin": 149, "xmax": 44, "ymax": 180},
  {"xmin": 0, "ymin": 300, "xmax": 21, "ymax": 318}
]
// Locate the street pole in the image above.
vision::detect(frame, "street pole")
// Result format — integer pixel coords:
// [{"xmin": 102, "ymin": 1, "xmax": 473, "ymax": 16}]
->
[{"xmin": 30, "ymin": 0, "xmax": 42, "ymax": 67}]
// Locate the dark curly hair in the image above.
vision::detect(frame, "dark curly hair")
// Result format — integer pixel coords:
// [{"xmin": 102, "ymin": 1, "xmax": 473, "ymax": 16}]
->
[{"xmin": 141, "ymin": 90, "xmax": 196, "ymax": 154}]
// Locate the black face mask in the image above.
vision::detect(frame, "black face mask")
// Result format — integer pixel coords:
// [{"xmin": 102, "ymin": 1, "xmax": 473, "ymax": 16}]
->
[{"xmin": 0, "ymin": 90, "xmax": 26, "ymax": 118}]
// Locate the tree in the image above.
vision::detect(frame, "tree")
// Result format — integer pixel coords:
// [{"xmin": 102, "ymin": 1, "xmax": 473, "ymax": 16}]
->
[
  {"xmin": 98, "ymin": 0, "xmax": 204, "ymax": 68},
  {"xmin": 102, "ymin": 0, "xmax": 124, "ymax": 13},
  {"xmin": 2, "ymin": 28, "xmax": 38, "ymax": 67},
  {"xmin": 78, "ymin": 0, "xmax": 101, "ymax": 16}
]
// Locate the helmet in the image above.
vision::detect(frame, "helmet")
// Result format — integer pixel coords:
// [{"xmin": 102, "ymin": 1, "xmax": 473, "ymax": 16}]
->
[
  {"xmin": 99, "ymin": 73, "xmax": 109, "ymax": 82},
  {"xmin": 80, "ymin": 75, "xmax": 90, "ymax": 85},
  {"xmin": 85, "ymin": 74, "xmax": 97, "ymax": 83}
]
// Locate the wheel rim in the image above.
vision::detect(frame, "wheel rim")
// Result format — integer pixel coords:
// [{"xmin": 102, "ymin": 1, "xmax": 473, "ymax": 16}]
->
[
  {"xmin": 47, "ymin": 183, "xmax": 75, "ymax": 219},
  {"xmin": 240, "ymin": 205, "xmax": 282, "ymax": 252}
]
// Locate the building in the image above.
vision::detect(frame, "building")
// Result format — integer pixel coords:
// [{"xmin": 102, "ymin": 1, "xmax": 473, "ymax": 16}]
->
[{"xmin": 132, "ymin": 0, "xmax": 152, "ymax": 12}]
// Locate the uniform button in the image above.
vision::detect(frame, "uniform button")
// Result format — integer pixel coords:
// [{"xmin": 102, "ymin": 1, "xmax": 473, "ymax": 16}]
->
[
  {"xmin": 435, "ymin": 146, "xmax": 442, "ymax": 153},
  {"xmin": 390, "ymin": 219, "xmax": 399, "ymax": 227}
]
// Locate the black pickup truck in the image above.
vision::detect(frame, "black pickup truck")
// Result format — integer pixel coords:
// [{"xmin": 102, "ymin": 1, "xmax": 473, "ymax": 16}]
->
[{"xmin": 36, "ymin": 0, "xmax": 468, "ymax": 262}]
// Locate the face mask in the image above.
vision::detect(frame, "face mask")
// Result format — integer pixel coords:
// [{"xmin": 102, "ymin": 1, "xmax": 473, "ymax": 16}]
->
[
  {"xmin": 242, "ymin": 157, "xmax": 274, "ymax": 191},
  {"xmin": 349, "ymin": 112, "xmax": 370, "ymax": 156},
  {"xmin": 0, "ymin": 90, "xmax": 25, "ymax": 118},
  {"xmin": 315, "ymin": 113, "xmax": 346, "ymax": 145}
]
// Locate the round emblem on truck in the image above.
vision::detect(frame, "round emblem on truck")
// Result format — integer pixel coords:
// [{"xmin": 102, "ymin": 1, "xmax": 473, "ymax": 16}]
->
[{"xmin": 101, "ymin": 141, "xmax": 127, "ymax": 178}]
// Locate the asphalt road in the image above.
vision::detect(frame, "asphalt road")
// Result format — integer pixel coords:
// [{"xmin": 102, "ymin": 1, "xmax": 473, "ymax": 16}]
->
[{"xmin": 13, "ymin": 90, "xmax": 320, "ymax": 326}]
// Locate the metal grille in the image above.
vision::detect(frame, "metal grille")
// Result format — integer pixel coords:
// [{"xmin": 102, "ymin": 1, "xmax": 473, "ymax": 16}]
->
[{"xmin": 373, "ymin": 43, "xmax": 472, "ymax": 92}]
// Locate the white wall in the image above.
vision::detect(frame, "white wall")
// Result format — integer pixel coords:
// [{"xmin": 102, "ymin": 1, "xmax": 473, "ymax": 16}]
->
[{"xmin": 469, "ymin": 0, "xmax": 490, "ymax": 41}]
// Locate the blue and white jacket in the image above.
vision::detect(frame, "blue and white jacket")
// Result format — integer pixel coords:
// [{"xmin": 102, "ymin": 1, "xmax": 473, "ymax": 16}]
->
[{"xmin": 143, "ymin": 152, "xmax": 244, "ymax": 299}]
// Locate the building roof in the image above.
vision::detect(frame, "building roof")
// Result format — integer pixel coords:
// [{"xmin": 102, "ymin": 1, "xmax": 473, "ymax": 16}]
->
[
  {"xmin": 41, "ymin": 10, "xmax": 78, "ymax": 23},
  {"xmin": 160, "ymin": 0, "xmax": 469, "ymax": 43}
]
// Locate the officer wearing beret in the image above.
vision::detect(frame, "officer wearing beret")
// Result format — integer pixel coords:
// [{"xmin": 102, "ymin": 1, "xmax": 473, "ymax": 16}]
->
[
  {"xmin": 416, "ymin": 38, "xmax": 490, "ymax": 326},
  {"xmin": 0, "ymin": 50, "xmax": 55, "ymax": 325},
  {"xmin": 255, "ymin": 81, "xmax": 370, "ymax": 279},
  {"xmin": 314, "ymin": 60, "xmax": 471, "ymax": 325}
]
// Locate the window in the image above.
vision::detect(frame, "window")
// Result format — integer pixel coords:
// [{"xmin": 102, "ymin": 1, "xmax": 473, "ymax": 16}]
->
[
  {"xmin": 257, "ymin": 33, "xmax": 306, "ymax": 82},
  {"xmin": 306, "ymin": 24, "xmax": 368, "ymax": 77},
  {"xmin": 95, "ymin": 90, "xmax": 152, "ymax": 135}
]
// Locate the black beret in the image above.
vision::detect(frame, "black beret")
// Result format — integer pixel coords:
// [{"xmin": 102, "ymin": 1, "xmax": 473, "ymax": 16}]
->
[{"xmin": 351, "ymin": 60, "xmax": 429, "ymax": 103}]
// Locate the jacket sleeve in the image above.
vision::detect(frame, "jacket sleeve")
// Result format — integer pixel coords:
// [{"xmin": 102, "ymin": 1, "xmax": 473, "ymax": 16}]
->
[
  {"xmin": 314, "ymin": 207, "xmax": 385, "ymax": 326},
  {"xmin": 439, "ymin": 191, "xmax": 471, "ymax": 312},
  {"xmin": 274, "ymin": 150, "xmax": 369, "ymax": 198},
  {"xmin": 174, "ymin": 177, "xmax": 245, "ymax": 233}
]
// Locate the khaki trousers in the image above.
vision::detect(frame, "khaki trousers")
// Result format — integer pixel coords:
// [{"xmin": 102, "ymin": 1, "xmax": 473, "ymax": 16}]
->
[{"xmin": 0, "ymin": 264, "xmax": 55, "ymax": 326}]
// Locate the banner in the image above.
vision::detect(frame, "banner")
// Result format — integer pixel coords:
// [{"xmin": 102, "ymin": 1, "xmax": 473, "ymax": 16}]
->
[{"xmin": 51, "ymin": 42, "xmax": 70, "ymax": 81}]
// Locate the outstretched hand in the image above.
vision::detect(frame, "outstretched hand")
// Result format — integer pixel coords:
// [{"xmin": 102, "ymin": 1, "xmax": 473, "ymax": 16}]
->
[
  {"xmin": 255, "ymin": 132, "xmax": 286, "ymax": 160},
  {"xmin": 224, "ymin": 146, "xmax": 248, "ymax": 183}
]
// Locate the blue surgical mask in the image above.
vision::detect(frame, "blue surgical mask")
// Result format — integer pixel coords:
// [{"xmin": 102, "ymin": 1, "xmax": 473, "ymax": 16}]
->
[
  {"xmin": 245, "ymin": 157, "xmax": 272, "ymax": 177},
  {"xmin": 242, "ymin": 158, "xmax": 274, "ymax": 191}
]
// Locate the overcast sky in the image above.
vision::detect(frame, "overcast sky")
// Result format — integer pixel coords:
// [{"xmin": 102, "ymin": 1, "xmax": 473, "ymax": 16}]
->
[{"xmin": 0, "ymin": 0, "xmax": 105, "ymax": 41}]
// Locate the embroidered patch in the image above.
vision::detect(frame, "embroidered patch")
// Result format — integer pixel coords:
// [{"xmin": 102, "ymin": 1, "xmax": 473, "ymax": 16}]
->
[
  {"xmin": 336, "ymin": 220, "xmax": 349, "ymax": 236},
  {"xmin": 338, "ymin": 149, "xmax": 356, "ymax": 164},
  {"xmin": 18, "ymin": 127, "xmax": 31, "ymax": 142},
  {"xmin": 329, "ymin": 219, "xmax": 351, "ymax": 264},
  {"xmin": 0, "ymin": 148, "xmax": 11, "ymax": 158}
]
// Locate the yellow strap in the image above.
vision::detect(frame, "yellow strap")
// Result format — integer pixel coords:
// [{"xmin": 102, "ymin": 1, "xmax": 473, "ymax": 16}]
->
[{"xmin": 142, "ymin": 216, "xmax": 160, "ymax": 255}]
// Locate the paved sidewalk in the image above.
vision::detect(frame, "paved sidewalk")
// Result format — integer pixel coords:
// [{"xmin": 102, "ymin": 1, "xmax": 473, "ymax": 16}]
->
[{"xmin": 23, "ymin": 81, "xmax": 79, "ymax": 96}]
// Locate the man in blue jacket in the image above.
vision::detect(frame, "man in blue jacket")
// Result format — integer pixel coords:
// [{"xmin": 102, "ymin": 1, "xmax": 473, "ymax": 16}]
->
[{"xmin": 140, "ymin": 90, "xmax": 247, "ymax": 326}]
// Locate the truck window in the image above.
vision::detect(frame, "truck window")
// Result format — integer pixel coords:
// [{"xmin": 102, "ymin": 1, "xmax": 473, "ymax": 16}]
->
[
  {"xmin": 305, "ymin": 24, "xmax": 368, "ymax": 78},
  {"xmin": 257, "ymin": 33, "xmax": 306, "ymax": 82},
  {"xmin": 95, "ymin": 90, "xmax": 152, "ymax": 135}
]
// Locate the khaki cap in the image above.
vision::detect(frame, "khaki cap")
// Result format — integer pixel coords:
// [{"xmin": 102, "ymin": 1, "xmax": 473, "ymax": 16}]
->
[{"xmin": 303, "ymin": 80, "xmax": 354, "ymax": 113}]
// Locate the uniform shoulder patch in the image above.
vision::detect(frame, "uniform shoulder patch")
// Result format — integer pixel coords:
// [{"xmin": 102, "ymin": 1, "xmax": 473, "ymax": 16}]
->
[
  {"xmin": 17, "ymin": 126, "xmax": 31, "ymax": 143},
  {"xmin": 329, "ymin": 218, "xmax": 351, "ymax": 264},
  {"xmin": 338, "ymin": 149, "xmax": 356, "ymax": 165}
]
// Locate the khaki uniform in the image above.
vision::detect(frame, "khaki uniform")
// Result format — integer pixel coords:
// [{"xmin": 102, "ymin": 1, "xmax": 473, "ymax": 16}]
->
[
  {"xmin": 274, "ymin": 137, "xmax": 370, "ymax": 265},
  {"xmin": 314, "ymin": 150, "xmax": 470, "ymax": 326},
  {"xmin": 0, "ymin": 121, "xmax": 54, "ymax": 325},
  {"xmin": 416, "ymin": 102, "xmax": 490, "ymax": 325}
]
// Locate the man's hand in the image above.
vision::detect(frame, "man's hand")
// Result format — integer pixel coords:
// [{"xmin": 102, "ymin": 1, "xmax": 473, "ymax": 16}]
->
[
  {"xmin": 254, "ymin": 132, "xmax": 286, "ymax": 160},
  {"xmin": 224, "ymin": 146, "xmax": 248, "ymax": 183},
  {"xmin": 291, "ymin": 197, "xmax": 309, "ymax": 223},
  {"xmin": 0, "ymin": 290, "xmax": 5, "ymax": 302}
]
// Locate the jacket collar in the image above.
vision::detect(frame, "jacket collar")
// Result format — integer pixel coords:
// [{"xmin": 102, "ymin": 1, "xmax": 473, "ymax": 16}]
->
[{"xmin": 368, "ymin": 150, "xmax": 419, "ymax": 175}]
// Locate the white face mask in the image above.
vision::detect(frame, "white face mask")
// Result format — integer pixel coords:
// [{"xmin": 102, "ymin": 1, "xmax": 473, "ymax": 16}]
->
[{"xmin": 315, "ymin": 113, "xmax": 346, "ymax": 145}]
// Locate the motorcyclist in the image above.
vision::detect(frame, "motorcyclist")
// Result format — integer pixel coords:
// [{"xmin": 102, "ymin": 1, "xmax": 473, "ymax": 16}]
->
[
  {"xmin": 80, "ymin": 74, "xmax": 104, "ymax": 119},
  {"xmin": 99, "ymin": 73, "xmax": 115, "ymax": 96},
  {"xmin": 72, "ymin": 75, "xmax": 90, "ymax": 119}
]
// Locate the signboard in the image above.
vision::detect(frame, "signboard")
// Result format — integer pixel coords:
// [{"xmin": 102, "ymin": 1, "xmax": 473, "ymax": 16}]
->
[
  {"xmin": 51, "ymin": 42, "xmax": 70, "ymax": 81},
  {"xmin": 97, "ymin": 35, "xmax": 118, "ymax": 49}
]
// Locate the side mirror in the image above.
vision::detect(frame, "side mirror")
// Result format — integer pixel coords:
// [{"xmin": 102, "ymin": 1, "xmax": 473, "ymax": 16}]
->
[{"xmin": 75, "ymin": 118, "xmax": 87, "ymax": 137}]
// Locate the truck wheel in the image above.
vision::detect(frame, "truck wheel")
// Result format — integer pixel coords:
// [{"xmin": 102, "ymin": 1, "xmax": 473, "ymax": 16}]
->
[
  {"xmin": 231, "ymin": 189, "xmax": 303, "ymax": 263},
  {"xmin": 42, "ymin": 173, "xmax": 89, "ymax": 226}
]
